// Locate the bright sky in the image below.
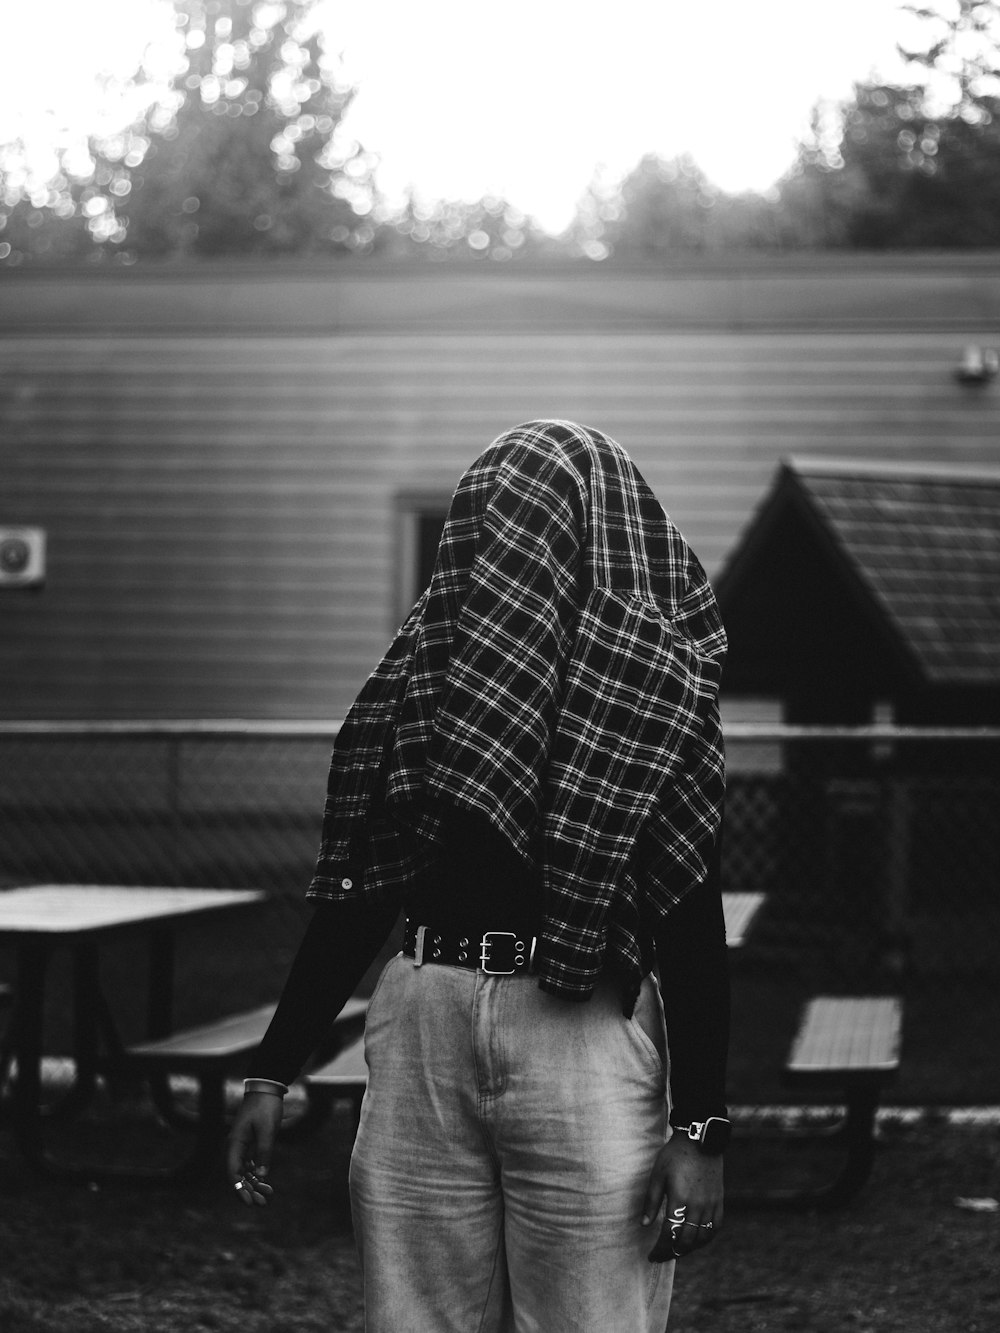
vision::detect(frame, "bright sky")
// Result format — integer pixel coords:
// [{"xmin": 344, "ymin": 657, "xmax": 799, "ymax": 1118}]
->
[{"xmin": 1, "ymin": 0, "xmax": 920, "ymax": 232}]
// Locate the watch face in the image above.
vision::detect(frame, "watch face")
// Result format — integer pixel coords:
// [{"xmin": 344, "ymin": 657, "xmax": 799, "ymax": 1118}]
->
[{"xmin": 701, "ymin": 1117, "xmax": 731, "ymax": 1154}]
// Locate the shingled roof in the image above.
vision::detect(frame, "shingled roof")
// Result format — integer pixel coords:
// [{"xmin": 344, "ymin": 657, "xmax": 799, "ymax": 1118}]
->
[{"xmin": 714, "ymin": 458, "xmax": 1000, "ymax": 712}]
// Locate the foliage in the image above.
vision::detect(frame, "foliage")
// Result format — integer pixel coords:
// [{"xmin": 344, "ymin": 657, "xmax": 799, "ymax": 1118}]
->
[
  {"xmin": 580, "ymin": 78, "xmax": 1000, "ymax": 257},
  {"xmin": 900, "ymin": 1, "xmax": 1000, "ymax": 112},
  {"xmin": 566, "ymin": 5, "xmax": 1000, "ymax": 260},
  {"xmin": 566, "ymin": 156, "xmax": 785, "ymax": 259},
  {"xmin": 570, "ymin": 155, "xmax": 717, "ymax": 258},
  {"xmin": 6, "ymin": 2, "xmax": 1000, "ymax": 264},
  {"xmin": 124, "ymin": 0, "xmax": 379, "ymax": 259},
  {"xmin": 0, "ymin": 0, "xmax": 379, "ymax": 264},
  {"xmin": 381, "ymin": 192, "xmax": 555, "ymax": 262},
  {"xmin": 779, "ymin": 82, "xmax": 1000, "ymax": 247},
  {"xmin": 0, "ymin": 176, "xmax": 103, "ymax": 265}
]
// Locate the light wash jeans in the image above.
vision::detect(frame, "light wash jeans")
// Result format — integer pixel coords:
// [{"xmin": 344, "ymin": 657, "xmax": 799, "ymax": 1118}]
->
[{"xmin": 350, "ymin": 953, "xmax": 674, "ymax": 1332}]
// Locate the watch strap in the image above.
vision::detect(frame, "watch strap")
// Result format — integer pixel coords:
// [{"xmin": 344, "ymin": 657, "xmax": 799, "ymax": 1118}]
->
[{"xmin": 669, "ymin": 1115, "xmax": 731, "ymax": 1154}]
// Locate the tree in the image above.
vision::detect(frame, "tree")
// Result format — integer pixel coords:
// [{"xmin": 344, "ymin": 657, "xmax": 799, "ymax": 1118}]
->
[
  {"xmin": 777, "ymin": 81, "xmax": 1000, "ymax": 247},
  {"xmin": 565, "ymin": 156, "xmax": 786, "ymax": 260},
  {"xmin": 381, "ymin": 192, "xmax": 554, "ymax": 262},
  {"xmin": 899, "ymin": 1, "xmax": 1000, "ymax": 114},
  {"xmin": 581, "ymin": 154, "xmax": 720, "ymax": 258},
  {"xmin": 0, "ymin": 141, "xmax": 102, "ymax": 264},
  {"xmin": 0, "ymin": 0, "xmax": 380, "ymax": 264},
  {"xmin": 124, "ymin": 0, "xmax": 381, "ymax": 259}
]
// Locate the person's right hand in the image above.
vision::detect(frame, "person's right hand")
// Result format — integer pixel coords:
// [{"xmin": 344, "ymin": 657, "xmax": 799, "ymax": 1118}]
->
[{"xmin": 226, "ymin": 1092, "xmax": 282, "ymax": 1206}]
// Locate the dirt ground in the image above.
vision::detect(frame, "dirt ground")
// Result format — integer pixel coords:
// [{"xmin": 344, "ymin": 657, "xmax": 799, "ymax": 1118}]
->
[{"xmin": 1, "ymin": 1093, "xmax": 998, "ymax": 1332}]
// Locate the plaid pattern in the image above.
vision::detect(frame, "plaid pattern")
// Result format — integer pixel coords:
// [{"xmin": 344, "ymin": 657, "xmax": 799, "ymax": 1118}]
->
[{"xmin": 309, "ymin": 420, "xmax": 726, "ymax": 1001}]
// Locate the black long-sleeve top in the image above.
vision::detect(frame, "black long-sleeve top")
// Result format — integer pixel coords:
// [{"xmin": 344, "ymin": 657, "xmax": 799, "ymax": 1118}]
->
[{"xmin": 248, "ymin": 808, "xmax": 729, "ymax": 1125}]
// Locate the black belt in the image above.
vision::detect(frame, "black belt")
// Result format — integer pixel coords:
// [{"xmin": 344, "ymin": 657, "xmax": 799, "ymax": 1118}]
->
[{"xmin": 402, "ymin": 917, "xmax": 538, "ymax": 975}]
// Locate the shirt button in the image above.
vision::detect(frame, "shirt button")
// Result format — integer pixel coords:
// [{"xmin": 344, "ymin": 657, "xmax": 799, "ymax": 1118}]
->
[{"xmin": 341, "ymin": 877, "xmax": 353, "ymax": 890}]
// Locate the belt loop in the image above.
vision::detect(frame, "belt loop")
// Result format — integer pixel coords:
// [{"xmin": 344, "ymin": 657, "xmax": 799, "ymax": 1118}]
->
[
  {"xmin": 528, "ymin": 935, "xmax": 538, "ymax": 973},
  {"xmin": 413, "ymin": 925, "xmax": 426, "ymax": 967}
]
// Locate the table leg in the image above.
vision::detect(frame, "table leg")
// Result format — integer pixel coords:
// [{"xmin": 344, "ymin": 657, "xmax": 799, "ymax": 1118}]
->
[
  {"xmin": 54, "ymin": 943, "xmax": 103, "ymax": 1117},
  {"xmin": 147, "ymin": 926, "xmax": 174, "ymax": 1038},
  {"xmin": 11, "ymin": 939, "xmax": 50, "ymax": 1168},
  {"xmin": 65, "ymin": 942, "xmax": 139, "ymax": 1113},
  {"xmin": 146, "ymin": 926, "xmax": 185, "ymax": 1125}
]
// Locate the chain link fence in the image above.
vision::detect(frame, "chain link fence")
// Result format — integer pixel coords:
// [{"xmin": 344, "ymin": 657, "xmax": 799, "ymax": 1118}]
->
[{"xmin": 1, "ymin": 722, "xmax": 997, "ymax": 1104}]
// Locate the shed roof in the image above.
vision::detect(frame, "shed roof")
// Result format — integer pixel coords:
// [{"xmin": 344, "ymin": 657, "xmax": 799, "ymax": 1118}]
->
[{"xmin": 714, "ymin": 458, "xmax": 1000, "ymax": 697}]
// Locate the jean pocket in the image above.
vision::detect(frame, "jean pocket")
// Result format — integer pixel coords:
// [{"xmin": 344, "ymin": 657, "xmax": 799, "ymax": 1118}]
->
[{"xmin": 626, "ymin": 976, "xmax": 668, "ymax": 1073}]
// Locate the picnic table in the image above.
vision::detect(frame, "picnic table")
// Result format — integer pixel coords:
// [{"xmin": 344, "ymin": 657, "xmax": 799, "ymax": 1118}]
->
[
  {"xmin": 0, "ymin": 884, "xmax": 264, "ymax": 1179},
  {"xmin": 718, "ymin": 891, "xmax": 903, "ymax": 1210}
]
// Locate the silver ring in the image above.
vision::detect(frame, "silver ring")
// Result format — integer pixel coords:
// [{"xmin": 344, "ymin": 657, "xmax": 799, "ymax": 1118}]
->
[{"xmin": 234, "ymin": 1180, "xmax": 245, "ymax": 1191}]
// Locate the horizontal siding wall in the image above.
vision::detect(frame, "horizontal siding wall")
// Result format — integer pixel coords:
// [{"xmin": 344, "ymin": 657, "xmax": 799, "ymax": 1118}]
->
[{"xmin": 3, "ymin": 264, "xmax": 999, "ymax": 720}]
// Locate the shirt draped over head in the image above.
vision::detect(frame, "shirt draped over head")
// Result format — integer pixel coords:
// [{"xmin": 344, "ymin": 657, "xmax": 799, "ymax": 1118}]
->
[{"xmin": 309, "ymin": 420, "xmax": 727, "ymax": 1003}]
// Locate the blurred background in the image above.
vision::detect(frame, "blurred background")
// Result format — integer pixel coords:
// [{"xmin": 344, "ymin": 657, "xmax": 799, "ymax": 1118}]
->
[{"xmin": 1, "ymin": 0, "xmax": 998, "ymax": 1111}]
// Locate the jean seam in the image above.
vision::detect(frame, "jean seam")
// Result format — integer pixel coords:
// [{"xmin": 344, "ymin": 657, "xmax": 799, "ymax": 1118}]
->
[{"xmin": 475, "ymin": 1205, "xmax": 508, "ymax": 1333}]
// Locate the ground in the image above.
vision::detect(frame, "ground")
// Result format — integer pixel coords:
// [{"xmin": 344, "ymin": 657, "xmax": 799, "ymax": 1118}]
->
[{"xmin": 0, "ymin": 1093, "xmax": 997, "ymax": 1332}]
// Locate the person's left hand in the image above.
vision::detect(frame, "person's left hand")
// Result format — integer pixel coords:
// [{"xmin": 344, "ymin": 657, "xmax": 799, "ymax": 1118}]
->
[{"xmin": 641, "ymin": 1133, "xmax": 724, "ymax": 1263}]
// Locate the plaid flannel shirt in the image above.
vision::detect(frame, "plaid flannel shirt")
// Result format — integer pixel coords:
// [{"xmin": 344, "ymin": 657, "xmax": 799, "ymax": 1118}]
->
[{"xmin": 309, "ymin": 420, "xmax": 727, "ymax": 1002}]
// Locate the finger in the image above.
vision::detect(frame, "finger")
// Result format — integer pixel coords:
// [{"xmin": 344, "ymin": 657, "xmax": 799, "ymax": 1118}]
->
[
  {"xmin": 657, "ymin": 1212, "xmax": 719, "ymax": 1261},
  {"xmin": 233, "ymin": 1177, "xmax": 256, "ymax": 1206},
  {"xmin": 246, "ymin": 1170, "xmax": 274, "ymax": 1203},
  {"xmin": 648, "ymin": 1218, "xmax": 686, "ymax": 1263},
  {"xmin": 682, "ymin": 1216, "xmax": 718, "ymax": 1252},
  {"xmin": 247, "ymin": 1180, "xmax": 273, "ymax": 1207},
  {"xmin": 648, "ymin": 1201, "xmax": 689, "ymax": 1263},
  {"xmin": 234, "ymin": 1172, "xmax": 273, "ymax": 1207}
]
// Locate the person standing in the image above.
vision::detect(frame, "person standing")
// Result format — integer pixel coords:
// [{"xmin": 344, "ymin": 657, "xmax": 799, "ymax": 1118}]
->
[{"xmin": 228, "ymin": 419, "xmax": 731, "ymax": 1331}]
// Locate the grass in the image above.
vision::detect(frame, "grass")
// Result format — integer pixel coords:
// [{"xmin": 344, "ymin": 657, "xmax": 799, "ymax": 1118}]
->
[{"xmin": 1, "ymin": 1089, "xmax": 998, "ymax": 1332}]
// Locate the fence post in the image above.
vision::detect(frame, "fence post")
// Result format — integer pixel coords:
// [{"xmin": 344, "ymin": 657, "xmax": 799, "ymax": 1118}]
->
[{"xmin": 884, "ymin": 776, "xmax": 913, "ymax": 981}]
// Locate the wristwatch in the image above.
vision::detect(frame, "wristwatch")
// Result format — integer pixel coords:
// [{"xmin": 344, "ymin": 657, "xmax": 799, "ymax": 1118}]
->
[{"xmin": 669, "ymin": 1115, "xmax": 731, "ymax": 1155}]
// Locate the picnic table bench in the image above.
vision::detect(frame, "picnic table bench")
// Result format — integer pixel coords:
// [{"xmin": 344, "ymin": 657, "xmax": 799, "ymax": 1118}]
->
[
  {"xmin": 123, "ymin": 996, "xmax": 369, "ymax": 1173},
  {"xmin": 727, "ymin": 993, "xmax": 904, "ymax": 1211},
  {"xmin": 304, "ymin": 1028, "xmax": 370, "ymax": 1132},
  {"xmin": 780, "ymin": 994, "xmax": 903, "ymax": 1209}
]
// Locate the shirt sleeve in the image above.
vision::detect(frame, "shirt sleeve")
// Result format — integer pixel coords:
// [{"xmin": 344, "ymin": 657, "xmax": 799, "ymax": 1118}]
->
[
  {"xmin": 653, "ymin": 824, "xmax": 730, "ymax": 1125},
  {"xmin": 246, "ymin": 895, "xmax": 399, "ymax": 1086}
]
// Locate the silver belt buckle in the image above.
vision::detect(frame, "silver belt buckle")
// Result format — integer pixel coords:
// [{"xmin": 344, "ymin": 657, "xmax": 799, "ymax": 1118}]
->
[{"xmin": 479, "ymin": 930, "xmax": 521, "ymax": 975}]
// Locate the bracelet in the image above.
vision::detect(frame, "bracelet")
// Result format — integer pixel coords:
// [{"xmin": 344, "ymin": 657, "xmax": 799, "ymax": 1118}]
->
[{"xmin": 244, "ymin": 1078, "xmax": 289, "ymax": 1098}]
